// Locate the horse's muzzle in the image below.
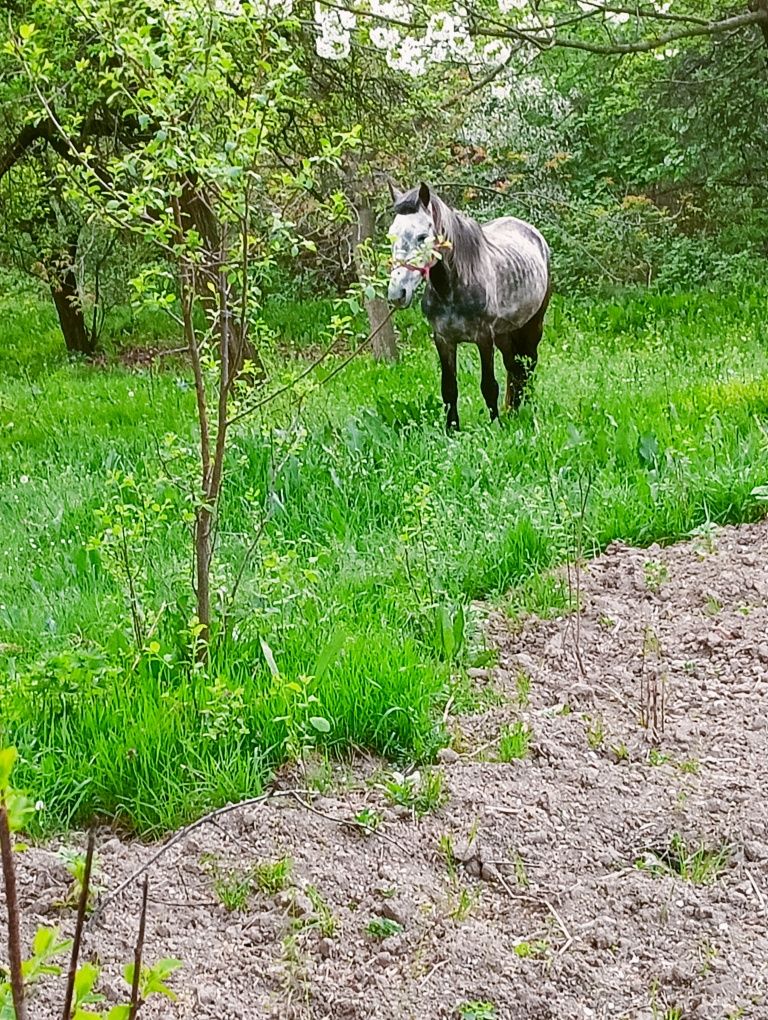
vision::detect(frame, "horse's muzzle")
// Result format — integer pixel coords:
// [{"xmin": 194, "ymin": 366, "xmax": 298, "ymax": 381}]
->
[
  {"xmin": 388, "ymin": 268, "xmax": 417, "ymax": 308},
  {"xmin": 388, "ymin": 285, "xmax": 412, "ymax": 309}
]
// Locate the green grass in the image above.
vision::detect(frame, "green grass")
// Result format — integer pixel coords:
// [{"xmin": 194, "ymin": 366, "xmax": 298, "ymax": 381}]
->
[
  {"xmin": 2, "ymin": 284, "xmax": 768, "ymax": 834},
  {"xmin": 496, "ymin": 721, "xmax": 530, "ymax": 762}
]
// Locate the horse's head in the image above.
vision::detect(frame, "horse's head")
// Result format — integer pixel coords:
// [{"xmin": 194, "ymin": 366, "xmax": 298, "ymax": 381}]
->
[{"xmin": 386, "ymin": 181, "xmax": 439, "ymax": 309}]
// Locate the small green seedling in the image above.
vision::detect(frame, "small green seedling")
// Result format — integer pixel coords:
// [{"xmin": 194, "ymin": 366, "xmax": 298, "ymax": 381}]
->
[
  {"xmin": 253, "ymin": 856, "xmax": 292, "ymax": 895},
  {"xmin": 458, "ymin": 1002, "xmax": 496, "ymax": 1020},
  {"xmin": 299, "ymin": 885, "xmax": 337, "ymax": 937},
  {"xmin": 513, "ymin": 939, "xmax": 549, "ymax": 959},
  {"xmin": 450, "ymin": 886, "xmax": 481, "ymax": 921},
  {"xmin": 354, "ymin": 807, "xmax": 382, "ymax": 832},
  {"xmin": 636, "ymin": 833, "xmax": 730, "ymax": 884},
  {"xmin": 383, "ymin": 769, "xmax": 447, "ymax": 817},
  {"xmin": 512, "ymin": 852, "xmax": 529, "ymax": 889},
  {"xmin": 644, "ymin": 560, "xmax": 669, "ymax": 592},
  {"xmin": 585, "ymin": 715, "xmax": 605, "ymax": 750},
  {"xmin": 366, "ymin": 917, "xmax": 402, "ymax": 939},
  {"xmin": 212, "ymin": 867, "xmax": 255, "ymax": 912},
  {"xmin": 497, "ymin": 721, "xmax": 530, "ymax": 762},
  {"xmin": 515, "ymin": 670, "xmax": 531, "ymax": 707}
]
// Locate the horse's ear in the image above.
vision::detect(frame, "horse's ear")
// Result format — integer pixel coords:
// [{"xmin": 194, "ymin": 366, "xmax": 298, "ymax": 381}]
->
[
  {"xmin": 388, "ymin": 179, "xmax": 403, "ymax": 204},
  {"xmin": 418, "ymin": 182, "xmax": 431, "ymax": 208}
]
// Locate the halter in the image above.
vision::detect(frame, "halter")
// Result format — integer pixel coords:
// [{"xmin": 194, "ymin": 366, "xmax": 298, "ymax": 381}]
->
[{"xmin": 390, "ymin": 238, "xmax": 452, "ymax": 282}]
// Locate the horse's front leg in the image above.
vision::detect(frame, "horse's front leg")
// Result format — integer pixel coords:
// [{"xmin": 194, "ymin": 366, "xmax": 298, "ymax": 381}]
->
[
  {"xmin": 478, "ymin": 340, "xmax": 499, "ymax": 423},
  {"xmin": 435, "ymin": 337, "xmax": 459, "ymax": 432}
]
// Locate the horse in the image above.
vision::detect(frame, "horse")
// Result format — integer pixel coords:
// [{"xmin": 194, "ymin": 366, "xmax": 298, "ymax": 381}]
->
[{"xmin": 386, "ymin": 181, "xmax": 551, "ymax": 432}]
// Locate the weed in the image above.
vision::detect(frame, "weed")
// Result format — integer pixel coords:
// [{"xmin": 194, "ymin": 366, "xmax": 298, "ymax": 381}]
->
[
  {"xmin": 610, "ymin": 742, "xmax": 630, "ymax": 763},
  {"xmin": 253, "ymin": 857, "xmax": 292, "ymax": 895},
  {"xmin": 690, "ymin": 521, "xmax": 718, "ymax": 556},
  {"xmin": 697, "ymin": 938, "xmax": 718, "ymax": 977},
  {"xmin": 213, "ymin": 868, "xmax": 255, "ymax": 912},
  {"xmin": 512, "ymin": 852, "xmax": 529, "ymax": 889},
  {"xmin": 513, "ymin": 939, "xmax": 549, "ymax": 958},
  {"xmin": 58, "ymin": 847, "xmax": 101, "ymax": 910},
  {"xmin": 644, "ymin": 560, "xmax": 669, "ymax": 592},
  {"xmin": 648, "ymin": 748, "xmax": 670, "ymax": 766},
  {"xmin": 676, "ymin": 758, "xmax": 700, "ymax": 775},
  {"xmin": 704, "ymin": 594, "xmax": 722, "ymax": 616},
  {"xmin": 383, "ymin": 769, "xmax": 447, "ymax": 817},
  {"xmin": 438, "ymin": 834, "xmax": 457, "ymax": 881},
  {"xmin": 354, "ymin": 807, "xmax": 382, "ymax": 832},
  {"xmin": 636, "ymin": 833, "xmax": 731, "ymax": 884},
  {"xmin": 449, "ymin": 673, "xmax": 504, "ymax": 715},
  {"xmin": 450, "ymin": 886, "xmax": 481, "ymax": 921},
  {"xmin": 306, "ymin": 885, "xmax": 337, "ymax": 937},
  {"xmin": 585, "ymin": 714, "xmax": 605, "ymax": 750},
  {"xmin": 497, "ymin": 721, "xmax": 531, "ymax": 762},
  {"xmin": 514, "ymin": 670, "xmax": 531, "ymax": 707},
  {"xmin": 457, "ymin": 1001, "xmax": 496, "ymax": 1020},
  {"xmin": 366, "ymin": 917, "xmax": 402, "ymax": 939}
]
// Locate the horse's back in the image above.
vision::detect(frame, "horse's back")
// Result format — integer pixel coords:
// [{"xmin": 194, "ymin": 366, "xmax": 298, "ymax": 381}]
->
[{"xmin": 483, "ymin": 216, "xmax": 549, "ymax": 262}]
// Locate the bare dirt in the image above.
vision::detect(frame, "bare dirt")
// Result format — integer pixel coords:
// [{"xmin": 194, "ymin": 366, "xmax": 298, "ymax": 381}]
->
[{"xmin": 12, "ymin": 519, "xmax": 768, "ymax": 1019}]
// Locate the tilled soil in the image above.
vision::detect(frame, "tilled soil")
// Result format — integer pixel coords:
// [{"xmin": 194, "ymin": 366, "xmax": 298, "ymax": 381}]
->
[{"xmin": 11, "ymin": 520, "xmax": 768, "ymax": 1019}]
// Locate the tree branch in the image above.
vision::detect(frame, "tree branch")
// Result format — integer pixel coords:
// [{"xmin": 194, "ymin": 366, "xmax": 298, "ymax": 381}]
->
[{"xmin": 484, "ymin": 9, "xmax": 768, "ymax": 56}]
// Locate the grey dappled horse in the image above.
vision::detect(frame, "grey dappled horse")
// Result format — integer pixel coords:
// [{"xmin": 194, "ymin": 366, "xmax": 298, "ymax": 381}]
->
[{"xmin": 387, "ymin": 182, "xmax": 551, "ymax": 432}]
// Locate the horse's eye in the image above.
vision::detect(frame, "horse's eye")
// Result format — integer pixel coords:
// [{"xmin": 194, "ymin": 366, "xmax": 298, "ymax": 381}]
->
[{"xmin": 416, "ymin": 234, "xmax": 428, "ymax": 244}]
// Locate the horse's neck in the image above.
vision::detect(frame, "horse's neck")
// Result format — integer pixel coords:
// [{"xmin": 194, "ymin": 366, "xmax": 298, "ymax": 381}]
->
[{"xmin": 430, "ymin": 250, "xmax": 483, "ymax": 304}]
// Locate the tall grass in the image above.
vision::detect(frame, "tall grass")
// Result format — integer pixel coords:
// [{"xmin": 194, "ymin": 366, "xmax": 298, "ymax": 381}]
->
[{"xmin": 2, "ymin": 285, "xmax": 767, "ymax": 834}]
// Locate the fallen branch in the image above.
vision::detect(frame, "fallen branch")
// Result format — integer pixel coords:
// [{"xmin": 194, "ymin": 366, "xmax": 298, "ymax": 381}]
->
[{"xmin": 87, "ymin": 788, "xmax": 310, "ymax": 929}]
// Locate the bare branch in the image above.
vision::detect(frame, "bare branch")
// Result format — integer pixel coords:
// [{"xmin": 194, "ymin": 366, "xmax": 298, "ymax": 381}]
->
[
  {"xmin": 0, "ymin": 805, "xmax": 26, "ymax": 1020},
  {"xmin": 61, "ymin": 830, "xmax": 96, "ymax": 1020},
  {"xmin": 127, "ymin": 878, "xmax": 149, "ymax": 1020},
  {"xmin": 481, "ymin": 9, "xmax": 768, "ymax": 56}
]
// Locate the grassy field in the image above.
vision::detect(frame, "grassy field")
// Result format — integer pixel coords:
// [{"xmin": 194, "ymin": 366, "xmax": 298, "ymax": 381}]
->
[{"xmin": 2, "ymin": 285, "xmax": 768, "ymax": 835}]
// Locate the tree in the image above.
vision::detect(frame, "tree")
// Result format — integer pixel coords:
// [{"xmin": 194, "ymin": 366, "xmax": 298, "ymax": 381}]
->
[{"xmin": 6, "ymin": 0, "xmax": 356, "ymax": 649}]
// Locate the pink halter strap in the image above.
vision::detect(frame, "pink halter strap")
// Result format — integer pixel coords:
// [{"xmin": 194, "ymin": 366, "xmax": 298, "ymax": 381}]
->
[{"xmin": 396, "ymin": 259, "xmax": 435, "ymax": 280}]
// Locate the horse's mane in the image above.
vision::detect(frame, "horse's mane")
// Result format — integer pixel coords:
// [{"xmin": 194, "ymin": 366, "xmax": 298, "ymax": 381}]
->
[{"xmin": 393, "ymin": 187, "xmax": 493, "ymax": 304}]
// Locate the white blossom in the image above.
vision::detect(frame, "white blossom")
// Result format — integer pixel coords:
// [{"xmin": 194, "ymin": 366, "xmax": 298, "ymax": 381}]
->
[
  {"xmin": 314, "ymin": 3, "xmax": 355, "ymax": 60},
  {"xmin": 605, "ymin": 10, "xmax": 630, "ymax": 24},
  {"xmin": 317, "ymin": 32, "xmax": 351, "ymax": 58},
  {"xmin": 497, "ymin": 0, "xmax": 527, "ymax": 12},
  {"xmin": 370, "ymin": 25, "xmax": 399, "ymax": 49},
  {"xmin": 386, "ymin": 34, "xmax": 428, "ymax": 76},
  {"xmin": 482, "ymin": 39, "xmax": 511, "ymax": 67},
  {"xmin": 370, "ymin": 0, "xmax": 414, "ymax": 23},
  {"xmin": 213, "ymin": 0, "xmax": 244, "ymax": 15}
]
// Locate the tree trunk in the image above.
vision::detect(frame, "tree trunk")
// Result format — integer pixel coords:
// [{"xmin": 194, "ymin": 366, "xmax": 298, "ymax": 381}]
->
[
  {"xmin": 179, "ymin": 179, "xmax": 262, "ymax": 381},
  {"xmin": 50, "ymin": 245, "xmax": 96, "ymax": 355},
  {"xmin": 352, "ymin": 199, "xmax": 398, "ymax": 363}
]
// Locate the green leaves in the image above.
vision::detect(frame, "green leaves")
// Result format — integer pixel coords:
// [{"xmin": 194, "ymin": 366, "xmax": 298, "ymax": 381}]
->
[
  {"xmin": 123, "ymin": 958, "xmax": 182, "ymax": 1002},
  {"xmin": 0, "ymin": 747, "xmax": 17, "ymax": 790},
  {"xmin": 0, "ymin": 747, "xmax": 35, "ymax": 833}
]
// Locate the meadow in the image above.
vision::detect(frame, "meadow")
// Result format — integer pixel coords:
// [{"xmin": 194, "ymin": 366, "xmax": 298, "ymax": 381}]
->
[{"xmin": 2, "ymin": 284, "xmax": 768, "ymax": 836}]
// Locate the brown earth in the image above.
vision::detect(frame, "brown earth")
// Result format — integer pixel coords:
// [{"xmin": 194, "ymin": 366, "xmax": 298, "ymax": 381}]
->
[{"xmin": 11, "ymin": 519, "xmax": 768, "ymax": 1020}]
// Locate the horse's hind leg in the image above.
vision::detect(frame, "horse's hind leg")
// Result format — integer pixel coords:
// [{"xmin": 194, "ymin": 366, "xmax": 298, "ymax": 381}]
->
[
  {"xmin": 501, "ymin": 344, "xmax": 538, "ymax": 411},
  {"xmin": 435, "ymin": 336, "xmax": 460, "ymax": 431},
  {"xmin": 478, "ymin": 340, "xmax": 499, "ymax": 422},
  {"xmin": 499, "ymin": 297, "xmax": 548, "ymax": 411}
]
